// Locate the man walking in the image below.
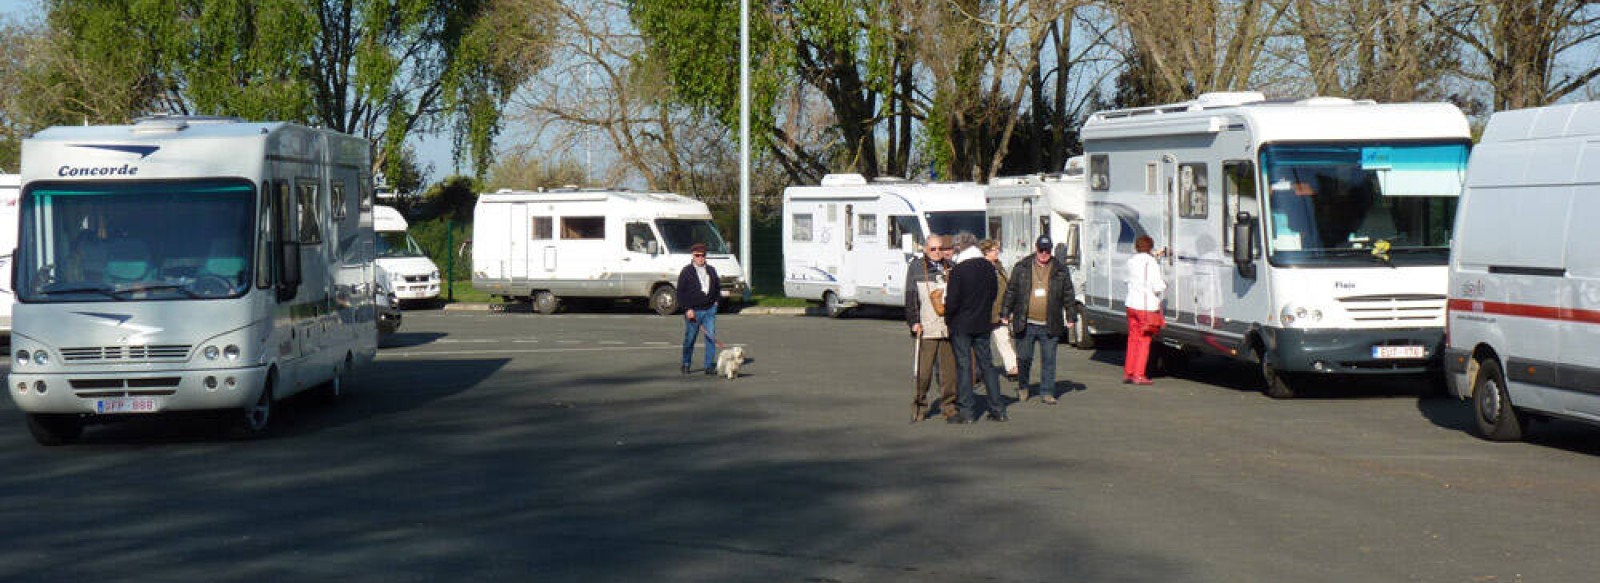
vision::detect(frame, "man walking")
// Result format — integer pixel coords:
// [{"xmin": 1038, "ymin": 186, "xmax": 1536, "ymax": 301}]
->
[
  {"xmin": 1002, "ymin": 236, "xmax": 1076, "ymax": 404},
  {"xmin": 944, "ymin": 232, "xmax": 1007, "ymax": 423},
  {"xmin": 676, "ymin": 243, "xmax": 720, "ymax": 375},
  {"xmin": 905, "ymin": 234, "xmax": 956, "ymax": 422}
]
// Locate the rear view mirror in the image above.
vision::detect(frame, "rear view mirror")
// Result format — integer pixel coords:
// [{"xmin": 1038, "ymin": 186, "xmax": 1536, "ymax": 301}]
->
[{"xmin": 900, "ymin": 233, "xmax": 916, "ymax": 255}]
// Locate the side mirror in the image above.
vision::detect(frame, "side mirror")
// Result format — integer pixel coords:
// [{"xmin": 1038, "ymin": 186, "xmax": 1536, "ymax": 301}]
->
[
  {"xmin": 900, "ymin": 233, "xmax": 916, "ymax": 255},
  {"xmin": 1233, "ymin": 212, "xmax": 1257, "ymax": 279},
  {"xmin": 646, "ymin": 240, "xmax": 659, "ymax": 255}
]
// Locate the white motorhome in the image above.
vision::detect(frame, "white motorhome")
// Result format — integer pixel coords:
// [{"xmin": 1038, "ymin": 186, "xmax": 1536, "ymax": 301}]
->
[
  {"xmin": 471, "ymin": 188, "xmax": 747, "ymax": 315},
  {"xmin": 0, "ymin": 174, "xmax": 18, "ymax": 335},
  {"xmin": 374, "ymin": 204, "xmax": 441, "ymax": 304},
  {"xmin": 1078, "ymin": 93, "xmax": 1471, "ymax": 398},
  {"xmin": 6, "ymin": 117, "xmax": 378, "ymax": 444},
  {"xmin": 1445, "ymin": 101, "xmax": 1600, "ymax": 440},
  {"xmin": 984, "ymin": 157, "xmax": 1093, "ymax": 345},
  {"xmin": 782, "ymin": 177, "xmax": 986, "ymax": 317}
]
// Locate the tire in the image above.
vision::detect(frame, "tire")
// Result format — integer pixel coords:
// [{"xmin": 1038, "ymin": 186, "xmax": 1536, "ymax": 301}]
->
[
  {"xmin": 26, "ymin": 414, "xmax": 84, "ymax": 446},
  {"xmin": 823, "ymin": 291, "xmax": 846, "ymax": 318},
  {"xmin": 227, "ymin": 372, "xmax": 275, "ymax": 439},
  {"xmin": 533, "ymin": 291, "xmax": 561, "ymax": 315},
  {"xmin": 1259, "ymin": 347, "xmax": 1297, "ymax": 399},
  {"xmin": 1472, "ymin": 358, "xmax": 1526, "ymax": 441},
  {"xmin": 316, "ymin": 355, "xmax": 352, "ymax": 404},
  {"xmin": 649, "ymin": 285, "xmax": 677, "ymax": 316}
]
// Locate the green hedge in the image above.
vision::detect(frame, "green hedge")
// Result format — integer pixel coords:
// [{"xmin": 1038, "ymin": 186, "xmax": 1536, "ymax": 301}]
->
[{"xmin": 408, "ymin": 217, "xmax": 473, "ymax": 283}]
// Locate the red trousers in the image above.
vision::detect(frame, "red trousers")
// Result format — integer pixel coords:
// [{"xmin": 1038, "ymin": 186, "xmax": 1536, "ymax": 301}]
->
[{"xmin": 1125, "ymin": 308, "xmax": 1160, "ymax": 379}]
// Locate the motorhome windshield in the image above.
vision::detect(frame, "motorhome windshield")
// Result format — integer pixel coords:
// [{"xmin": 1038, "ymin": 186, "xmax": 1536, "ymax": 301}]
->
[
  {"xmin": 1261, "ymin": 142, "xmax": 1466, "ymax": 267},
  {"xmin": 377, "ymin": 231, "xmax": 427, "ymax": 258},
  {"xmin": 655, "ymin": 219, "xmax": 731, "ymax": 254},
  {"xmin": 925, "ymin": 211, "xmax": 986, "ymax": 239},
  {"xmin": 16, "ymin": 180, "xmax": 256, "ymax": 302}
]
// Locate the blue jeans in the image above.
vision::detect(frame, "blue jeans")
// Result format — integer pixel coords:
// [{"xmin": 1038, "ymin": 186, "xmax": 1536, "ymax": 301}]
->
[
  {"xmin": 1016, "ymin": 323, "xmax": 1059, "ymax": 397},
  {"xmin": 951, "ymin": 332, "xmax": 1004, "ymax": 419},
  {"xmin": 681, "ymin": 304, "xmax": 718, "ymax": 369}
]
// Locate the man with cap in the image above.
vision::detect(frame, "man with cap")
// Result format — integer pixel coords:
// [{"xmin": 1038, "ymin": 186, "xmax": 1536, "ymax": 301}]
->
[
  {"xmin": 676, "ymin": 243, "xmax": 721, "ymax": 375},
  {"xmin": 1001, "ymin": 235, "xmax": 1077, "ymax": 404}
]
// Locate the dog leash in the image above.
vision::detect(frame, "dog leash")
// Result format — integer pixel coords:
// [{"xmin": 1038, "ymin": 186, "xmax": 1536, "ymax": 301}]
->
[{"xmin": 692, "ymin": 318, "xmax": 730, "ymax": 350}]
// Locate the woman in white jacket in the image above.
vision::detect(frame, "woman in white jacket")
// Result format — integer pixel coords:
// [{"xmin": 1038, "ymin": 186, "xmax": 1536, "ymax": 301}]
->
[{"xmin": 1124, "ymin": 235, "xmax": 1166, "ymax": 384}]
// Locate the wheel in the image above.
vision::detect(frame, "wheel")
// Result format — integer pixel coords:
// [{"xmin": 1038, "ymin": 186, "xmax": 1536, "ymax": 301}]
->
[
  {"xmin": 26, "ymin": 414, "xmax": 84, "ymax": 446},
  {"xmin": 533, "ymin": 291, "xmax": 561, "ymax": 315},
  {"xmin": 1259, "ymin": 347, "xmax": 1297, "ymax": 399},
  {"xmin": 227, "ymin": 372, "xmax": 275, "ymax": 439},
  {"xmin": 1472, "ymin": 358, "xmax": 1526, "ymax": 441},
  {"xmin": 823, "ymin": 291, "xmax": 846, "ymax": 318},
  {"xmin": 316, "ymin": 355, "xmax": 352, "ymax": 404},
  {"xmin": 649, "ymin": 285, "xmax": 677, "ymax": 316}
]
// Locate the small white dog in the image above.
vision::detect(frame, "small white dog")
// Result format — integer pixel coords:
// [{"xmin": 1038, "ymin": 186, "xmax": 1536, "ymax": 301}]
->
[{"xmin": 715, "ymin": 345, "xmax": 747, "ymax": 379}]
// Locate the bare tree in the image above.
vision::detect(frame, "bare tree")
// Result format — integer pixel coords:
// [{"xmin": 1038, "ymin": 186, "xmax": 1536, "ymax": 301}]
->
[
  {"xmin": 1108, "ymin": 0, "xmax": 1286, "ymax": 102},
  {"xmin": 1424, "ymin": 0, "xmax": 1600, "ymax": 111},
  {"xmin": 1292, "ymin": 0, "xmax": 1457, "ymax": 102}
]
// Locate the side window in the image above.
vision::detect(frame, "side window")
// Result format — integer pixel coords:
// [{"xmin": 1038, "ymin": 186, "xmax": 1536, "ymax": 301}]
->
[
  {"xmin": 625, "ymin": 222, "xmax": 655, "ymax": 252},
  {"xmin": 857, "ymin": 213, "xmax": 877, "ymax": 237},
  {"xmin": 296, "ymin": 180, "xmax": 321, "ymax": 244},
  {"xmin": 792, "ymin": 213, "xmax": 814, "ymax": 241},
  {"xmin": 1089, "ymin": 154, "xmax": 1110, "ymax": 191},
  {"xmin": 1178, "ymin": 163, "xmax": 1208, "ymax": 219},
  {"xmin": 1222, "ymin": 160, "xmax": 1258, "ymax": 255},
  {"xmin": 257, "ymin": 191, "xmax": 274, "ymax": 289},
  {"xmin": 887, "ymin": 215, "xmax": 921, "ymax": 248},
  {"xmin": 562, "ymin": 216, "xmax": 605, "ymax": 240},
  {"xmin": 331, "ymin": 181, "xmax": 348, "ymax": 220},
  {"xmin": 987, "ymin": 217, "xmax": 1002, "ymax": 241},
  {"xmin": 531, "ymin": 216, "xmax": 553, "ymax": 240},
  {"xmin": 1145, "ymin": 162, "xmax": 1159, "ymax": 194}
]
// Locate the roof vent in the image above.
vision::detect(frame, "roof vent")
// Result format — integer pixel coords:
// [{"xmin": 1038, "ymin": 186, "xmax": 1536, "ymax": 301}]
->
[
  {"xmin": 1194, "ymin": 92, "xmax": 1266, "ymax": 108},
  {"xmin": 820, "ymin": 173, "xmax": 868, "ymax": 186}
]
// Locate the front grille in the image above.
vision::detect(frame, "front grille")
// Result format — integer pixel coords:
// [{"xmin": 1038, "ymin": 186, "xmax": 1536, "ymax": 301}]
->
[
  {"xmin": 1337, "ymin": 294, "xmax": 1445, "ymax": 323},
  {"xmin": 70, "ymin": 377, "xmax": 181, "ymax": 398},
  {"xmin": 404, "ymin": 275, "xmax": 429, "ymax": 283},
  {"xmin": 60, "ymin": 345, "xmax": 192, "ymax": 363}
]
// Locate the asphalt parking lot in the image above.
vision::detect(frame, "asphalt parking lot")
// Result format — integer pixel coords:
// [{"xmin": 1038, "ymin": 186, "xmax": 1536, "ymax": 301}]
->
[{"xmin": 3, "ymin": 308, "xmax": 1599, "ymax": 582}]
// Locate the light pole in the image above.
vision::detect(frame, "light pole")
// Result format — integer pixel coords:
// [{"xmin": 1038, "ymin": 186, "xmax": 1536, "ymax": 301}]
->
[{"xmin": 739, "ymin": 0, "xmax": 752, "ymax": 299}]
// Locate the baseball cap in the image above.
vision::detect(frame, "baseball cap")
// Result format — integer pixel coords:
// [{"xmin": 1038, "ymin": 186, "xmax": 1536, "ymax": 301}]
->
[
  {"xmin": 690, "ymin": 243, "xmax": 708, "ymax": 255},
  {"xmin": 1035, "ymin": 236, "xmax": 1052, "ymax": 252}
]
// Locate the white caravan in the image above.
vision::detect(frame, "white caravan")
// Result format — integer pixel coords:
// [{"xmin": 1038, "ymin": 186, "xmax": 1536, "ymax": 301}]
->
[
  {"xmin": 374, "ymin": 204, "xmax": 441, "ymax": 303},
  {"xmin": 0, "ymin": 174, "xmax": 18, "ymax": 335},
  {"xmin": 1445, "ymin": 101, "xmax": 1600, "ymax": 440},
  {"xmin": 1077, "ymin": 93, "xmax": 1471, "ymax": 398},
  {"xmin": 7, "ymin": 117, "xmax": 378, "ymax": 444},
  {"xmin": 782, "ymin": 177, "xmax": 987, "ymax": 316},
  {"xmin": 984, "ymin": 157, "xmax": 1093, "ymax": 345},
  {"xmin": 471, "ymin": 188, "xmax": 747, "ymax": 315}
]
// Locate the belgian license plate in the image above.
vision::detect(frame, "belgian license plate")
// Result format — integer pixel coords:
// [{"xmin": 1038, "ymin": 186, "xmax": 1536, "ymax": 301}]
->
[
  {"xmin": 1372, "ymin": 345, "xmax": 1425, "ymax": 359},
  {"xmin": 721, "ymin": 290, "xmax": 731, "ymax": 297},
  {"xmin": 96, "ymin": 397, "xmax": 159, "ymax": 414}
]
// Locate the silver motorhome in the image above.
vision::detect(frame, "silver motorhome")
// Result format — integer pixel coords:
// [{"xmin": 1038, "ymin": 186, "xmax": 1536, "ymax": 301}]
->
[
  {"xmin": 7, "ymin": 118, "xmax": 378, "ymax": 444},
  {"xmin": 984, "ymin": 157, "xmax": 1093, "ymax": 346},
  {"xmin": 1078, "ymin": 93, "xmax": 1470, "ymax": 397}
]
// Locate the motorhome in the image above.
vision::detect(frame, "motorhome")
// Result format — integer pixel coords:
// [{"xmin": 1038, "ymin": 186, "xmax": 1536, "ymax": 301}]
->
[
  {"xmin": 984, "ymin": 157, "xmax": 1093, "ymax": 345},
  {"xmin": 374, "ymin": 204, "xmax": 441, "ymax": 304},
  {"xmin": 6, "ymin": 117, "xmax": 378, "ymax": 444},
  {"xmin": 0, "ymin": 174, "xmax": 18, "ymax": 335},
  {"xmin": 782, "ymin": 177, "xmax": 986, "ymax": 317},
  {"xmin": 1445, "ymin": 101, "xmax": 1600, "ymax": 440},
  {"xmin": 1077, "ymin": 93, "xmax": 1471, "ymax": 398},
  {"xmin": 471, "ymin": 188, "xmax": 747, "ymax": 315}
]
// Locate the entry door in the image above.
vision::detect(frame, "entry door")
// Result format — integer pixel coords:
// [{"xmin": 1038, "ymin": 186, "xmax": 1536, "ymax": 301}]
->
[
  {"xmin": 1163, "ymin": 156, "xmax": 1180, "ymax": 321},
  {"xmin": 509, "ymin": 203, "xmax": 529, "ymax": 279}
]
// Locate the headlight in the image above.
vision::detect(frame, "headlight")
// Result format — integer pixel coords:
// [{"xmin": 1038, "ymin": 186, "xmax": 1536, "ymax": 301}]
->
[
  {"xmin": 15, "ymin": 350, "xmax": 28, "ymax": 366},
  {"xmin": 430, "ymin": 270, "xmax": 440, "ymax": 281},
  {"xmin": 32, "ymin": 351, "xmax": 48, "ymax": 366},
  {"xmin": 1279, "ymin": 304, "xmax": 1325, "ymax": 327},
  {"xmin": 223, "ymin": 345, "xmax": 241, "ymax": 361},
  {"xmin": 203, "ymin": 345, "xmax": 220, "ymax": 360}
]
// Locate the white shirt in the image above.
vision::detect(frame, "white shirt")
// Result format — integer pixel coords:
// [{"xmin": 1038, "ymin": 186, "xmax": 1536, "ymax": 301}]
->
[
  {"xmin": 694, "ymin": 264, "xmax": 710, "ymax": 295},
  {"xmin": 1125, "ymin": 253, "xmax": 1166, "ymax": 312}
]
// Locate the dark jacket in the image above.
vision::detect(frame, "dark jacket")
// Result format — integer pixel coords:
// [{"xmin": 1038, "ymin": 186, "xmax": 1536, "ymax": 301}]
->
[
  {"xmin": 904, "ymin": 255, "xmax": 951, "ymax": 330},
  {"xmin": 1002, "ymin": 256, "xmax": 1076, "ymax": 337},
  {"xmin": 944, "ymin": 256, "xmax": 998, "ymax": 336},
  {"xmin": 675, "ymin": 263, "xmax": 721, "ymax": 311}
]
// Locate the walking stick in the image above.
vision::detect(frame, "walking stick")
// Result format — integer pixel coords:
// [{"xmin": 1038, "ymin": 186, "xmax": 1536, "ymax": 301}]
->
[{"xmin": 911, "ymin": 329, "xmax": 923, "ymax": 423}]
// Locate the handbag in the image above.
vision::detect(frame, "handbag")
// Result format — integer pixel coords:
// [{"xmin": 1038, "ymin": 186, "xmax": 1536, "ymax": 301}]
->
[
  {"xmin": 924, "ymin": 260, "xmax": 946, "ymax": 316},
  {"xmin": 1144, "ymin": 310, "xmax": 1165, "ymax": 334}
]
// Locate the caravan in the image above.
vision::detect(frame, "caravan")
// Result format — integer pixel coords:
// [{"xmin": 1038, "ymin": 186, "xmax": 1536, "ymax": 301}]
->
[
  {"xmin": 1077, "ymin": 93, "xmax": 1470, "ymax": 398},
  {"xmin": 374, "ymin": 204, "xmax": 441, "ymax": 304},
  {"xmin": 782, "ymin": 177, "xmax": 986, "ymax": 317},
  {"xmin": 6, "ymin": 117, "xmax": 378, "ymax": 444},
  {"xmin": 984, "ymin": 158, "xmax": 1092, "ymax": 345},
  {"xmin": 471, "ymin": 188, "xmax": 747, "ymax": 315},
  {"xmin": 1445, "ymin": 102, "xmax": 1600, "ymax": 440},
  {"xmin": 0, "ymin": 174, "xmax": 18, "ymax": 335}
]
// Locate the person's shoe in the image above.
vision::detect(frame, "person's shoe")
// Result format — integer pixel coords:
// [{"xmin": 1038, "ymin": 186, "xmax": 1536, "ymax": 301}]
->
[
  {"xmin": 705, "ymin": 368, "xmax": 716, "ymax": 376},
  {"xmin": 1122, "ymin": 376, "xmax": 1133, "ymax": 385},
  {"xmin": 682, "ymin": 364, "xmax": 692, "ymax": 375},
  {"xmin": 989, "ymin": 411, "xmax": 1010, "ymax": 422},
  {"xmin": 1041, "ymin": 395, "xmax": 1058, "ymax": 405},
  {"xmin": 1132, "ymin": 377, "xmax": 1153, "ymax": 386},
  {"xmin": 947, "ymin": 415, "xmax": 974, "ymax": 425},
  {"xmin": 911, "ymin": 405, "xmax": 925, "ymax": 424}
]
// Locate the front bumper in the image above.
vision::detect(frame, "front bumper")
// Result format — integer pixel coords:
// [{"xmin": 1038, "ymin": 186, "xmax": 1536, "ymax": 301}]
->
[
  {"xmin": 1264, "ymin": 327, "xmax": 1443, "ymax": 374},
  {"xmin": 393, "ymin": 282, "xmax": 440, "ymax": 300},
  {"xmin": 7, "ymin": 365, "xmax": 271, "ymax": 415},
  {"xmin": 720, "ymin": 279, "xmax": 750, "ymax": 302}
]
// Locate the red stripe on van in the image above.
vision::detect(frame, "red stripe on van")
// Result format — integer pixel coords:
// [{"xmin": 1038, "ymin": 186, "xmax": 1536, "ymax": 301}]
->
[{"xmin": 1447, "ymin": 298, "xmax": 1600, "ymax": 324}]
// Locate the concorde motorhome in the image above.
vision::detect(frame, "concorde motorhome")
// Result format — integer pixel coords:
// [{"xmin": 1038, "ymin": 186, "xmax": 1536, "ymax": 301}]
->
[
  {"xmin": 1077, "ymin": 93, "xmax": 1471, "ymax": 398},
  {"xmin": 374, "ymin": 204, "xmax": 441, "ymax": 304},
  {"xmin": 1445, "ymin": 102, "xmax": 1600, "ymax": 440},
  {"xmin": 472, "ymin": 188, "xmax": 747, "ymax": 315},
  {"xmin": 985, "ymin": 158, "xmax": 1093, "ymax": 345},
  {"xmin": 7, "ymin": 118, "xmax": 378, "ymax": 444},
  {"xmin": 783, "ymin": 177, "xmax": 986, "ymax": 317},
  {"xmin": 0, "ymin": 174, "xmax": 18, "ymax": 335}
]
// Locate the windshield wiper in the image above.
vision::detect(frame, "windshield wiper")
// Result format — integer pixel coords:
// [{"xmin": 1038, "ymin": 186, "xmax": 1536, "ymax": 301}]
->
[
  {"xmin": 110, "ymin": 283, "xmax": 202, "ymax": 298},
  {"xmin": 36, "ymin": 284, "xmax": 121, "ymax": 299}
]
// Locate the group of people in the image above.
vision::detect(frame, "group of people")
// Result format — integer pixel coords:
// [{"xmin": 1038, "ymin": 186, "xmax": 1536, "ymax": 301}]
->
[{"xmin": 906, "ymin": 231, "xmax": 1168, "ymax": 424}]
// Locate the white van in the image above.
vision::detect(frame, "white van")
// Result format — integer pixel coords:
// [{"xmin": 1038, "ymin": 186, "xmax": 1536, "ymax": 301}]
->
[
  {"xmin": 1078, "ymin": 93, "xmax": 1471, "ymax": 398},
  {"xmin": 984, "ymin": 158, "xmax": 1093, "ymax": 345},
  {"xmin": 0, "ymin": 174, "xmax": 18, "ymax": 335},
  {"xmin": 471, "ymin": 188, "xmax": 747, "ymax": 315},
  {"xmin": 7, "ymin": 117, "xmax": 378, "ymax": 444},
  {"xmin": 373, "ymin": 205, "xmax": 441, "ymax": 304},
  {"xmin": 782, "ymin": 177, "xmax": 986, "ymax": 317},
  {"xmin": 1445, "ymin": 101, "xmax": 1600, "ymax": 440}
]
